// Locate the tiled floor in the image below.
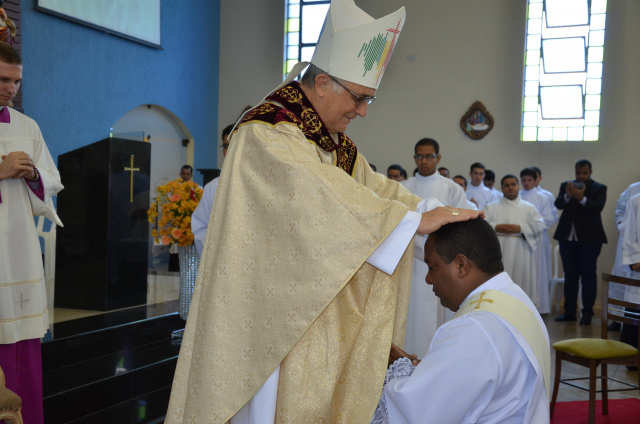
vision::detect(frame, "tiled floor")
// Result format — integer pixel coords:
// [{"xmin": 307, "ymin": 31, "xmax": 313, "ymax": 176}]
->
[{"xmin": 544, "ymin": 311, "xmax": 640, "ymax": 403}]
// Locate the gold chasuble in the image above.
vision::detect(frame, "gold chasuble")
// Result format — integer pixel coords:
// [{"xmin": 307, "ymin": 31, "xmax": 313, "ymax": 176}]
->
[{"xmin": 166, "ymin": 82, "xmax": 422, "ymax": 424}]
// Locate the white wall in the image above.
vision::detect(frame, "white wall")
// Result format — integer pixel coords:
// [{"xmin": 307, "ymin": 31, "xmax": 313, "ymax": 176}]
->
[{"xmin": 219, "ymin": 0, "xmax": 640, "ymax": 282}]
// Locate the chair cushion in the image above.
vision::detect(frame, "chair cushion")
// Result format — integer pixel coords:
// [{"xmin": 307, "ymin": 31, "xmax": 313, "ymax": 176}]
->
[
  {"xmin": 0, "ymin": 384, "xmax": 22, "ymax": 412},
  {"xmin": 553, "ymin": 338, "xmax": 639, "ymax": 359}
]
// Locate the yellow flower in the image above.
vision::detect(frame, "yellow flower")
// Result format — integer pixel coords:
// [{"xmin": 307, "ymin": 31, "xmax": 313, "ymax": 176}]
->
[{"xmin": 147, "ymin": 178, "xmax": 202, "ymax": 247}]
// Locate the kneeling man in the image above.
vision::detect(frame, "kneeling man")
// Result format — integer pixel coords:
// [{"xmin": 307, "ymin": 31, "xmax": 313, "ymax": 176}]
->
[{"xmin": 372, "ymin": 219, "xmax": 550, "ymax": 424}]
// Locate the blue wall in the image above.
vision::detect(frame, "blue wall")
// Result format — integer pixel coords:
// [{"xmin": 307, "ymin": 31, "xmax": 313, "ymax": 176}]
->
[{"xmin": 21, "ymin": 0, "xmax": 220, "ymax": 174}]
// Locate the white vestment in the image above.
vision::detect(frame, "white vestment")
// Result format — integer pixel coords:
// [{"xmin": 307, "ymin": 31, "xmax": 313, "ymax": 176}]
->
[
  {"xmin": 520, "ymin": 188, "xmax": 559, "ymax": 314},
  {"xmin": 466, "ymin": 182, "xmax": 494, "ymax": 210},
  {"xmin": 615, "ymin": 193, "xmax": 640, "ymax": 303},
  {"xmin": 372, "ymin": 272, "xmax": 550, "ymax": 424},
  {"xmin": 485, "ymin": 196, "xmax": 545, "ymax": 307},
  {"xmin": 611, "ymin": 182, "xmax": 640, "ymax": 299},
  {"xmin": 401, "ymin": 173, "xmax": 470, "ymax": 356},
  {"xmin": 0, "ymin": 108, "xmax": 63, "ymax": 344},
  {"xmin": 191, "ymin": 176, "xmax": 219, "ymax": 256},
  {"xmin": 536, "ymin": 185, "xmax": 555, "ymax": 202},
  {"xmin": 488, "ymin": 186, "xmax": 502, "ymax": 202}
]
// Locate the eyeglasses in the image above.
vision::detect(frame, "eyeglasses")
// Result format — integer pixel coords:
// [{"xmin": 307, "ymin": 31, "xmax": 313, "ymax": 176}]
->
[
  {"xmin": 219, "ymin": 144, "xmax": 229, "ymax": 151},
  {"xmin": 328, "ymin": 75, "xmax": 376, "ymax": 107},
  {"xmin": 414, "ymin": 154, "xmax": 440, "ymax": 161}
]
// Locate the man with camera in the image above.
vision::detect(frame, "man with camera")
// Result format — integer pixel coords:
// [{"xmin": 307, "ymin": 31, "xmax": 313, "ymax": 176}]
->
[{"xmin": 554, "ymin": 159, "xmax": 607, "ymax": 325}]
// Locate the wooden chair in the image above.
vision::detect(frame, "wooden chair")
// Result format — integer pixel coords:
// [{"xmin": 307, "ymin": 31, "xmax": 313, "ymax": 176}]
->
[
  {"xmin": 0, "ymin": 365, "xmax": 23, "ymax": 424},
  {"xmin": 550, "ymin": 273, "xmax": 640, "ymax": 424}
]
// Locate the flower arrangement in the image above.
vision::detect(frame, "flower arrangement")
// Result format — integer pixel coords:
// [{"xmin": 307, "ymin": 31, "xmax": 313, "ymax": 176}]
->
[{"xmin": 147, "ymin": 179, "xmax": 203, "ymax": 247}]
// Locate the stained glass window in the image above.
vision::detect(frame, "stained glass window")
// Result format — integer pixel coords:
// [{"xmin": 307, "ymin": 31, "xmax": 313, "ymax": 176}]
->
[{"xmin": 522, "ymin": 0, "xmax": 607, "ymax": 142}]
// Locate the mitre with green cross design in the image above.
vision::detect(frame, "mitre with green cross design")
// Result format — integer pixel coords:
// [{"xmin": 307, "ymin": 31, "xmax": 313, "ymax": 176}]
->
[{"xmin": 310, "ymin": 0, "xmax": 405, "ymax": 90}]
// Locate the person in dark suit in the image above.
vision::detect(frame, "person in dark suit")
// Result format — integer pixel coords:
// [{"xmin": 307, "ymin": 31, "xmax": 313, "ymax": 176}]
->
[{"xmin": 554, "ymin": 159, "xmax": 607, "ymax": 325}]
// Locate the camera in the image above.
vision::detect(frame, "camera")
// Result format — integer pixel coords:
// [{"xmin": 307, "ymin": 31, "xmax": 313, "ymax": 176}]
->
[{"xmin": 571, "ymin": 181, "xmax": 585, "ymax": 190}]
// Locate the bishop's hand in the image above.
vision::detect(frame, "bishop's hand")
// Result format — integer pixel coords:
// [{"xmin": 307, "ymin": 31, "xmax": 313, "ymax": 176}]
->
[{"xmin": 417, "ymin": 206, "xmax": 484, "ymax": 235}]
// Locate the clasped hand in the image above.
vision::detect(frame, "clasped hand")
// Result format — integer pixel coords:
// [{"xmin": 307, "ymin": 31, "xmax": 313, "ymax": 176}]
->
[
  {"xmin": 389, "ymin": 343, "xmax": 420, "ymax": 366},
  {"xmin": 495, "ymin": 224, "xmax": 521, "ymax": 234},
  {"xmin": 0, "ymin": 151, "xmax": 36, "ymax": 180}
]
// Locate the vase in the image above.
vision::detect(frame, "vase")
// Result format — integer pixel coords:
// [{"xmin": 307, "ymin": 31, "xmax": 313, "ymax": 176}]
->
[{"xmin": 177, "ymin": 244, "xmax": 199, "ymax": 320}]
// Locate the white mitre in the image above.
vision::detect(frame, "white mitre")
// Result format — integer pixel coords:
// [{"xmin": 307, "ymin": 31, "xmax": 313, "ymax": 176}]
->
[
  {"xmin": 287, "ymin": 0, "xmax": 406, "ymax": 90},
  {"xmin": 232, "ymin": 0, "xmax": 406, "ymax": 134},
  {"xmin": 311, "ymin": 0, "xmax": 405, "ymax": 89}
]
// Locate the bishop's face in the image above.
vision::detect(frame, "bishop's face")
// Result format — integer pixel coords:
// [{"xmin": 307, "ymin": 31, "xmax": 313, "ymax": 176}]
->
[
  {"xmin": 317, "ymin": 77, "xmax": 375, "ymax": 134},
  {"xmin": 0, "ymin": 61, "xmax": 21, "ymax": 107}
]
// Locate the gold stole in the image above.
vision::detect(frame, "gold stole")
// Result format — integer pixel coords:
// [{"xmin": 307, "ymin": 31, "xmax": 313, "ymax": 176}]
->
[{"xmin": 453, "ymin": 290, "xmax": 551, "ymax": 399}]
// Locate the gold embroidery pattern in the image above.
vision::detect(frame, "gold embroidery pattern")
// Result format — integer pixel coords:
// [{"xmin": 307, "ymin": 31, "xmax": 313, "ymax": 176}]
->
[
  {"xmin": 0, "ymin": 312, "xmax": 44, "ymax": 323},
  {"xmin": 469, "ymin": 291, "xmax": 494, "ymax": 309},
  {"xmin": 243, "ymin": 103, "xmax": 275, "ymax": 122},
  {"xmin": 0, "ymin": 278, "xmax": 41, "ymax": 287},
  {"xmin": 241, "ymin": 82, "xmax": 359, "ymax": 176},
  {"xmin": 279, "ymin": 86, "xmax": 303, "ymax": 103},
  {"xmin": 301, "ymin": 108, "xmax": 322, "ymax": 134}
]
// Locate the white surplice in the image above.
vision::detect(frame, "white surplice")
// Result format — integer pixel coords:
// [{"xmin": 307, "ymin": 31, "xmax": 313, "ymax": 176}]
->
[
  {"xmin": 401, "ymin": 173, "xmax": 470, "ymax": 356},
  {"xmin": 520, "ymin": 188, "xmax": 559, "ymax": 314},
  {"xmin": 617, "ymin": 193, "xmax": 640, "ymax": 304},
  {"xmin": 611, "ymin": 182, "xmax": 640, "ymax": 299},
  {"xmin": 0, "ymin": 108, "xmax": 63, "ymax": 344},
  {"xmin": 488, "ymin": 186, "xmax": 503, "ymax": 202},
  {"xmin": 484, "ymin": 196, "xmax": 545, "ymax": 307},
  {"xmin": 466, "ymin": 182, "xmax": 494, "ymax": 210},
  {"xmin": 372, "ymin": 272, "xmax": 550, "ymax": 424}
]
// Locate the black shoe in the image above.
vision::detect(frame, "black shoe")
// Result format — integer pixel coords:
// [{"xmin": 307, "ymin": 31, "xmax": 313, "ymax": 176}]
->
[
  {"xmin": 626, "ymin": 366, "xmax": 638, "ymax": 371},
  {"xmin": 607, "ymin": 321, "xmax": 622, "ymax": 331},
  {"xmin": 579, "ymin": 315, "xmax": 593, "ymax": 325},
  {"xmin": 555, "ymin": 313, "xmax": 577, "ymax": 322}
]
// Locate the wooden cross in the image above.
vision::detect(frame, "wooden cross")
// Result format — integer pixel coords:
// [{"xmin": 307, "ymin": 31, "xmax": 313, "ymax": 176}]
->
[
  {"xmin": 15, "ymin": 292, "xmax": 29, "ymax": 309},
  {"xmin": 123, "ymin": 155, "xmax": 140, "ymax": 202},
  {"xmin": 470, "ymin": 292, "xmax": 493, "ymax": 309}
]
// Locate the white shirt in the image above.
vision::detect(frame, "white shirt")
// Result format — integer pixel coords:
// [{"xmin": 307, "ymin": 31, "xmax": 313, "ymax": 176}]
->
[{"xmin": 372, "ymin": 272, "xmax": 550, "ymax": 424}]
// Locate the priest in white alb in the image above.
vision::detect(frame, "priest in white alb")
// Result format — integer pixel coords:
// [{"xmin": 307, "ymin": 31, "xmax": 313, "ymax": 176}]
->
[
  {"xmin": 401, "ymin": 137, "xmax": 471, "ymax": 356},
  {"xmin": 372, "ymin": 219, "xmax": 550, "ymax": 424},
  {"xmin": 484, "ymin": 174, "xmax": 545, "ymax": 307},
  {"xmin": 520, "ymin": 167, "xmax": 558, "ymax": 314},
  {"xmin": 165, "ymin": 2, "xmax": 482, "ymax": 423}
]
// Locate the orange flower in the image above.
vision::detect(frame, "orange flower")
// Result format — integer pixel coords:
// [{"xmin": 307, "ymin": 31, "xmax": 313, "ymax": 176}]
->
[{"xmin": 148, "ymin": 178, "xmax": 203, "ymax": 246}]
